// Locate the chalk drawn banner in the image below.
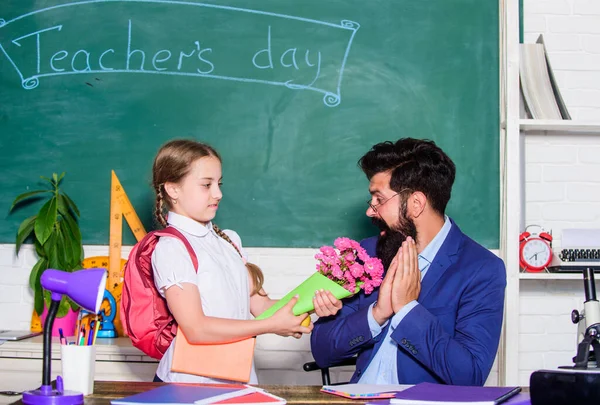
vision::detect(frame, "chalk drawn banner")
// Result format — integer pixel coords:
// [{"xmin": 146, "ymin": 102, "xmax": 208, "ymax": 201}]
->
[{"xmin": 0, "ymin": 0, "xmax": 360, "ymax": 106}]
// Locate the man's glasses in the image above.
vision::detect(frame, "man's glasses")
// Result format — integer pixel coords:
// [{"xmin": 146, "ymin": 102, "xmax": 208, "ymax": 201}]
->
[{"xmin": 367, "ymin": 189, "xmax": 411, "ymax": 214}]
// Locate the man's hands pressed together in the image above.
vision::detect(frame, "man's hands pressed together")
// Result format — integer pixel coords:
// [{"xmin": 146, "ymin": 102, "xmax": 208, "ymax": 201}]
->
[{"xmin": 372, "ymin": 237, "xmax": 421, "ymax": 325}]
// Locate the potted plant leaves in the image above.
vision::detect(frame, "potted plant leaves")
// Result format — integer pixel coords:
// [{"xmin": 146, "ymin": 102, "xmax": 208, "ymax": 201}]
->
[{"xmin": 10, "ymin": 173, "xmax": 84, "ymax": 336}]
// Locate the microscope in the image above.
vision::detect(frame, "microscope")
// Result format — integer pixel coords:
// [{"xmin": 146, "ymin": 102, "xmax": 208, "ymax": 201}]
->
[
  {"xmin": 570, "ymin": 267, "xmax": 600, "ymax": 369},
  {"xmin": 530, "ymin": 268, "xmax": 600, "ymax": 405}
]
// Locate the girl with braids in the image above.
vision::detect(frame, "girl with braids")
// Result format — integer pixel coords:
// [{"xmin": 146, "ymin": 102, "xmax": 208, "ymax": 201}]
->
[{"xmin": 150, "ymin": 139, "xmax": 338, "ymax": 384}]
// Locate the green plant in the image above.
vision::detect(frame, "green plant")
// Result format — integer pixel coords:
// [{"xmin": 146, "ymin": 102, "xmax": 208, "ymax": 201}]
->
[{"xmin": 10, "ymin": 173, "xmax": 83, "ymax": 317}]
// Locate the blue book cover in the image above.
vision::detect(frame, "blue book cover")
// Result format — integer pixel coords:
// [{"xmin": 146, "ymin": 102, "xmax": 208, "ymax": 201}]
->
[
  {"xmin": 390, "ymin": 383, "xmax": 521, "ymax": 404},
  {"xmin": 368, "ymin": 392, "xmax": 530, "ymax": 405},
  {"xmin": 111, "ymin": 384, "xmax": 254, "ymax": 405}
]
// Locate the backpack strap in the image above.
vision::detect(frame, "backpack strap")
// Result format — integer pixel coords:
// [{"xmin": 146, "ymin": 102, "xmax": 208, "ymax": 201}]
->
[{"xmin": 155, "ymin": 227, "xmax": 199, "ymax": 272}]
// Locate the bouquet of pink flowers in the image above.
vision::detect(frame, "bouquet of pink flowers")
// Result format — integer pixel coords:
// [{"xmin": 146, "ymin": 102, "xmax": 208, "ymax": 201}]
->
[
  {"xmin": 256, "ymin": 237, "xmax": 384, "ymax": 321},
  {"xmin": 315, "ymin": 237, "xmax": 384, "ymax": 294}
]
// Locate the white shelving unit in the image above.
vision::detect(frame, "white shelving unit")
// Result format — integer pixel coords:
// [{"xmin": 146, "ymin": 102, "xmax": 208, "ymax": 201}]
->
[
  {"xmin": 519, "ymin": 272, "xmax": 588, "ymax": 280},
  {"xmin": 501, "ymin": 0, "xmax": 600, "ymax": 385},
  {"xmin": 500, "ymin": 0, "xmax": 522, "ymax": 387},
  {"xmin": 520, "ymin": 119, "xmax": 600, "ymax": 133}
]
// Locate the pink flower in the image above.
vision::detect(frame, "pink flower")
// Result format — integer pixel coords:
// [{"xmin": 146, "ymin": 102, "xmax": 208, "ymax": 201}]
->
[
  {"xmin": 364, "ymin": 258, "xmax": 384, "ymax": 280},
  {"xmin": 314, "ymin": 237, "xmax": 383, "ymax": 296},
  {"xmin": 334, "ymin": 237, "xmax": 353, "ymax": 251},
  {"xmin": 331, "ymin": 264, "xmax": 343, "ymax": 279},
  {"xmin": 349, "ymin": 263, "xmax": 364, "ymax": 278},
  {"xmin": 357, "ymin": 248, "xmax": 370, "ymax": 262},
  {"xmin": 320, "ymin": 246, "xmax": 336, "ymax": 256},
  {"xmin": 363, "ymin": 280, "xmax": 375, "ymax": 295},
  {"xmin": 350, "ymin": 240, "xmax": 363, "ymax": 250}
]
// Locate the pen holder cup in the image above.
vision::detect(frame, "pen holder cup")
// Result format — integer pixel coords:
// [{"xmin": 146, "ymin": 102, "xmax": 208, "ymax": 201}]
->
[{"xmin": 60, "ymin": 344, "xmax": 97, "ymax": 395}]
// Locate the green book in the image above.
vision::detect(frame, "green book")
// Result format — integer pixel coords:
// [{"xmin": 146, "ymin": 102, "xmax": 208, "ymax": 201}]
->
[{"xmin": 255, "ymin": 272, "xmax": 358, "ymax": 320}]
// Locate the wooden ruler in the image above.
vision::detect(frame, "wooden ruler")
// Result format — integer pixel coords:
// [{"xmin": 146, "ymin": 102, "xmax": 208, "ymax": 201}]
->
[
  {"xmin": 106, "ymin": 170, "xmax": 147, "ymax": 335},
  {"xmin": 109, "ymin": 170, "xmax": 147, "ymax": 282},
  {"xmin": 30, "ymin": 311, "xmax": 42, "ymax": 333},
  {"xmin": 83, "ymin": 171, "xmax": 146, "ymax": 336}
]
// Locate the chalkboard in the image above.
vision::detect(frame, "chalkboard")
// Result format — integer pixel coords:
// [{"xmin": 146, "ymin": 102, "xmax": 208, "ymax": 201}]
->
[{"xmin": 0, "ymin": 0, "xmax": 499, "ymax": 248}]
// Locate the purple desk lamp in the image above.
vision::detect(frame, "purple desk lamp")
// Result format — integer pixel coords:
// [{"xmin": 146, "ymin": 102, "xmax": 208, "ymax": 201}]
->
[{"xmin": 22, "ymin": 268, "xmax": 107, "ymax": 405}]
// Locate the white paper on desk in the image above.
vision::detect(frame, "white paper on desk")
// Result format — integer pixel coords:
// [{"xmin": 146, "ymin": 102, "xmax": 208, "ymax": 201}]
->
[
  {"xmin": 323, "ymin": 383, "xmax": 411, "ymax": 396},
  {"xmin": 562, "ymin": 229, "xmax": 600, "ymax": 248}
]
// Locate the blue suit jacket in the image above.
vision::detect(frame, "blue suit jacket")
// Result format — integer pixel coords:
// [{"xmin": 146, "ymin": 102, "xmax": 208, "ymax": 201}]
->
[{"xmin": 310, "ymin": 220, "xmax": 506, "ymax": 385}]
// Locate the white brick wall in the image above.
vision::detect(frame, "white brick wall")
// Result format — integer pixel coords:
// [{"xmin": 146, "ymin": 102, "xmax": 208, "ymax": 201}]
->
[
  {"xmin": 0, "ymin": 244, "xmax": 326, "ymax": 384},
  {"xmin": 0, "ymin": 243, "xmax": 499, "ymax": 385},
  {"xmin": 522, "ymin": 0, "xmax": 600, "ymax": 387}
]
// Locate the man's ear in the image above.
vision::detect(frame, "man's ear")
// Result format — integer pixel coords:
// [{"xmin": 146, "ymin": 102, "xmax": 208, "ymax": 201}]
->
[
  {"xmin": 163, "ymin": 182, "xmax": 179, "ymax": 201},
  {"xmin": 410, "ymin": 191, "xmax": 427, "ymax": 218}
]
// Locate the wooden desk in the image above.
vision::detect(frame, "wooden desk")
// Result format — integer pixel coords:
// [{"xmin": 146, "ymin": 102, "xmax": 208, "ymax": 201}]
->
[{"xmin": 8, "ymin": 382, "xmax": 363, "ymax": 405}]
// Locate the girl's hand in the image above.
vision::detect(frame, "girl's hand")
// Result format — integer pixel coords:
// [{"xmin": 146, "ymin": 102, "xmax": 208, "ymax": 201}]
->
[
  {"xmin": 269, "ymin": 296, "xmax": 313, "ymax": 338},
  {"xmin": 313, "ymin": 290, "xmax": 343, "ymax": 317}
]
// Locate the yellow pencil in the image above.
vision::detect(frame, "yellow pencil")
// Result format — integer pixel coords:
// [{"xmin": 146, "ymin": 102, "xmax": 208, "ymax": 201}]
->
[
  {"xmin": 75, "ymin": 311, "xmax": 82, "ymax": 338},
  {"xmin": 92, "ymin": 315, "xmax": 100, "ymax": 345}
]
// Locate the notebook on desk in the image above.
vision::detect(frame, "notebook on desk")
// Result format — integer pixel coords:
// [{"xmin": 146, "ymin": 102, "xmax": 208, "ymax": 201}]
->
[
  {"xmin": 212, "ymin": 390, "xmax": 286, "ymax": 404},
  {"xmin": 390, "ymin": 383, "xmax": 521, "ymax": 405},
  {"xmin": 321, "ymin": 383, "xmax": 410, "ymax": 399},
  {"xmin": 367, "ymin": 392, "xmax": 530, "ymax": 405},
  {"xmin": 110, "ymin": 383, "xmax": 255, "ymax": 405}
]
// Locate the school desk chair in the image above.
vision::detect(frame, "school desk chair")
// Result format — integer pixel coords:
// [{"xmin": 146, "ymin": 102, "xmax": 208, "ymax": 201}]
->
[{"xmin": 302, "ymin": 357, "xmax": 357, "ymax": 386}]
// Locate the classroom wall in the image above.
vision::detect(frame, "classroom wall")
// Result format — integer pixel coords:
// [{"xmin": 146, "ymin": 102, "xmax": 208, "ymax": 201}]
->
[
  {"xmin": 521, "ymin": 0, "xmax": 600, "ymax": 387},
  {"xmin": 0, "ymin": 242, "xmax": 499, "ymax": 385},
  {"xmin": 0, "ymin": 243, "xmax": 339, "ymax": 385},
  {"xmin": 6, "ymin": 0, "xmax": 600, "ymax": 387}
]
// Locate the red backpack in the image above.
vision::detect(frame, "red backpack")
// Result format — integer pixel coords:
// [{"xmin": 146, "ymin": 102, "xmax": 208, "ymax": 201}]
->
[{"xmin": 120, "ymin": 227, "xmax": 198, "ymax": 360}]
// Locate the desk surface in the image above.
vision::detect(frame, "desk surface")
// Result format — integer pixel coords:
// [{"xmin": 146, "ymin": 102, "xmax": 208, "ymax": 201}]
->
[
  {"xmin": 8, "ymin": 381, "xmax": 531, "ymax": 405},
  {"xmin": 11, "ymin": 382, "xmax": 361, "ymax": 405}
]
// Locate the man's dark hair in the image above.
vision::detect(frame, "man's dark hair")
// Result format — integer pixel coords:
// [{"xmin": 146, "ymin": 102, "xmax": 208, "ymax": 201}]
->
[{"xmin": 358, "ymin": 138, "xmax": 456, "ymax": 215}]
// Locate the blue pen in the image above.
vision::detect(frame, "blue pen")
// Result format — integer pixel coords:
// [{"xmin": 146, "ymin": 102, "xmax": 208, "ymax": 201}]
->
[
  {"xmin": 87, "ymin": 326, "xmax": 94, "ymax": 346},
  {"xmin": 58, "ymin": 328, "xmax": 66, "ymax": 345}
]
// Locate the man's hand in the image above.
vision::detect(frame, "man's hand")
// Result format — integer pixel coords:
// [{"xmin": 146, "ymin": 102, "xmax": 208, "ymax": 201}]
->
[
  {"xmin": 313, "ymin": 290, "xmax": 343, "ymax": 317},
  {"xmin": 391, "ymin": 237, "xmax": 421, "ymax": 313},
  {"xmin": 372, "ymin": 255, "xmax": 397, "ymax": 325}
]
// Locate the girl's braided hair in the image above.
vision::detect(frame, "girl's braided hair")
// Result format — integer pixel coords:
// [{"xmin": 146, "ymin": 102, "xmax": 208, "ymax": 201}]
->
[
  {"xmin": 213, "ymin": 224, "xmax": 265, "ymax": 296},
  {"xmin": 152, "ymin": 139, "xmax": 265, "ymax": 296}
]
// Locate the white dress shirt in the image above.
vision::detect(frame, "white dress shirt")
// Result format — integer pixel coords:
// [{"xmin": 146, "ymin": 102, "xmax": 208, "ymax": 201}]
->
[{"xmin": 152, "ymin": 211, "xmax": 257, "ymax": 383}]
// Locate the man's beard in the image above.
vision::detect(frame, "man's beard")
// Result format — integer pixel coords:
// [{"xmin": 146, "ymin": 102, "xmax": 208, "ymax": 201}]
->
[{"xmin": 373, "ymin": 206, "xmax": 417, "ymax": 271}]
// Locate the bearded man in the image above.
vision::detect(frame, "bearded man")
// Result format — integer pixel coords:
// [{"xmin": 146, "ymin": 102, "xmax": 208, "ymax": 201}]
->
[{"xmin": 310, "ymin": 138, "xmax": 506, "ymax": 386}]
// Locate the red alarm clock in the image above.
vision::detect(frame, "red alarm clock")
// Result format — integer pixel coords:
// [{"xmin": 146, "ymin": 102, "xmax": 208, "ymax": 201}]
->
[{"xmin": 519, "ymin": 225, "xmax": 553, "ymax": 272}]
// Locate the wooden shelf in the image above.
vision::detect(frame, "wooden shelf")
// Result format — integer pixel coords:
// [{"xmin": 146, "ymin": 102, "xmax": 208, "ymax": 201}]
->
[
  {"xmin": 519, "ymin": 272, "xmax": 586, "ymax": 280},
  {"xmin": 520, "ymin": 119, "xmax": 600, "ymax": 133}
]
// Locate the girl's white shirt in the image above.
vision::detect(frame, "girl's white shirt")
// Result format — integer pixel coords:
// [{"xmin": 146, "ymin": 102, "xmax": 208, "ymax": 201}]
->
[{"xmin": 151, "ymin": 211, "xmax": 258, "ymax": 384}]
